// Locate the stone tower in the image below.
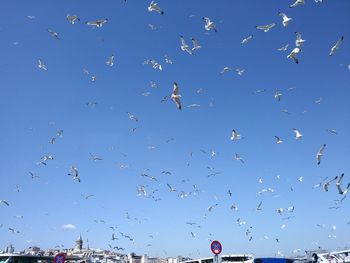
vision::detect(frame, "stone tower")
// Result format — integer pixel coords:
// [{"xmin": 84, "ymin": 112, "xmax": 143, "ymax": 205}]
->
[{"xmin": 75, "ymin": 234, "xmax": 83, "ymax": 251}]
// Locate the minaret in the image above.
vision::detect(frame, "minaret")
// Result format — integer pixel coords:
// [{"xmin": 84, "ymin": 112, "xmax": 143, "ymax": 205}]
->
[{"xmin": 75, "ymin": 234, "xmax": 83, "ymax": 251}]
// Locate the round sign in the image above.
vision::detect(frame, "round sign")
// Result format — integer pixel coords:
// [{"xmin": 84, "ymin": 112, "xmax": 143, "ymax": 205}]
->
[
  {"xmin": 54, "ymin": 253, "xmax": 66, "ymax": 263},
  {"xmin": 211, "ymin": 240, "xmax": 222, "ymax": 255}
]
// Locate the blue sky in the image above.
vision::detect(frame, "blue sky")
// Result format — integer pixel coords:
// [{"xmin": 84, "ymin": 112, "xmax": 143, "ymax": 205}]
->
[{"xmin": 0, "ymin": 0, "xmax": 350, "ymax": 258}]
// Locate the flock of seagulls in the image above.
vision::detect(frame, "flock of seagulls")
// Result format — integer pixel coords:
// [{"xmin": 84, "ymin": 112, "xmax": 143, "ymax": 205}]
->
[{"xmin": 1, "ymin": 0, "xmax": 349, "ymax": 258}]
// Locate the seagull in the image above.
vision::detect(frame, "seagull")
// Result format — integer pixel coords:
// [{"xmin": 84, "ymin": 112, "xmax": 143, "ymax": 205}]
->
[
  {"xmin": 180, "ymin": 36, "xmax": 193, "ymax": 55},
  {"xmin": 277, "ymin": 44, "xmax": 289, "ymax": 51},
  {"xmin": 235, "ymin": 68, "xmax": 245, "ymax": 76},
  {"xmin": 38, "ymin": 59, "xmax": 48, "ymax": 71},
  {"xmin": 29, "ymin": 172, "xmax": 40, "ymax": 179},
  {"xmin": 323, "ymin": 176, "xmax": 338, "ymax": 192},
  {"xmin": 127, "ymin": 112, "xmax": 138, "ymax": 122},
  {"xmin": 336, "ymin": 174, "xmax": 350, "ymax": 195},
  {"xmin": 149, "ymin": 59, "xmax": 162, "ymax": 70},
  {"xmin": 256, "ymin": 201, "xmax": 263, "ymax": 211},
  {"xmin": 230, "ymin": 129, "xmax": 242, "ymax": 141},
  {"xmin": 256, "ymin": 23, "xmax": 276, "ymax": 32},
  {"xmin": 278, "ymin": 12, "xmax": 292, "ymax": 27},
  {"xmin": 106, "ymin": 55, "xmax": 115, "ymax": 66},
  {"xmin": 202, "ymin": 17, "xmax": 217, "ymax": 32},
  {"xmin": 276, "ymin": 208, "xmax": 284, "ymax": 215},
  {"xmin": 171, "ymin": 82, "xmax": 182, "ymax": 110},
  {"xmin": 316, "ymin": 144, "xmax": 326, "ymax": 165},
  {"xmin": 292, "ymin": 128, "xmax": 303, "ymax": 139},
  {"xmin": 295, "ymin": 32, "xmax": 306, "ymax": 47},
  {"xmin": 0, "ymin": 200, "xmax": 10, "ymax": 206},
  {"xmin": 326, "ymin": 129, "xmax": 338, "ymax": 135},
  {"xmin": 66, "ymin": 14, "xmax": 80, "ymax": 24},
  {"xmin": 190, "ymin": 232, "xmax": 197, "ymax": 238},
  {"xmin": 208, "ymin": 204, "xmax": 218, "ymax": 212},
  {"xmin": 191, "ymin": 37, "xmax": 202, "ymax": 51},
  {"xmin": 39, "ymin": 154, "xmax": 54, "ymax": 165},
  {"xmin": 230, "ymin": 203, "xmax": 238, "ymax": 211},
  {"xmin": 275, "ymin": 136, "xmax": 283, "ymax": 144},
  {"xmin": 287, "ymin": 47, "xmax": 301, "ymax": 64},
  {"xmin": 241, "ymin": 35, "xmax": 253, "ymax": 45},
  {"xmin": 90, "ymin": 153, "xmax": 103, "ymax": 161},
  {"xmin": 234, "ymin": 153, "xmax": 245, "ymax": 164},
  {"xmin": 274, "ymin": 90, "xmax": 282, "ymax": 101},
  {"xmin": 329, "ymin": 36, "xmax": 344, "ymax": 56},
  {"xmin": 47, "ymin": 29, "xmax": 60, "ymax": 40},
  {"xmin": 167, "ymin": 183, "xmax": 177, "ymax": 192},
  {"xmin": 148, "ymin": 1, "xmax": 164, "ymax": 15},
  {"xmin": 68, "ymin": 165, "xmax": 80, "ymax": 182},
  {"xmin": 164, "ymin": 55, "xmax": 173, "ymax": 64},
  {"xmin": 289, "ymin": 0, "xmax": 305, "ymax": 8},
  {"xmin": 220, "ymin": 67, "xmax": 232, "ymax": 74},
  {"xmin": 86, "ymin": 19, "xmax": 108, "ymax": 28}
]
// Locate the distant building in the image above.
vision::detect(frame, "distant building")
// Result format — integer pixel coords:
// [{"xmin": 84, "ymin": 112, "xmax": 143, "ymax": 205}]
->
[{"xmin": 75, "ymin": 235, "xmax": 83, "ymax": 251}]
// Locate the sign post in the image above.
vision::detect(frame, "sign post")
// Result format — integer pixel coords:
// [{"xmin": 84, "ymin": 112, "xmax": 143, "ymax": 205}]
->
[
  {"xmin": 54, "ymin": 253, "xmax": 66, "ymax": 263},
  {"xmin": 211, "ymin": 240, "xmax": 222, "ymax": 263}
]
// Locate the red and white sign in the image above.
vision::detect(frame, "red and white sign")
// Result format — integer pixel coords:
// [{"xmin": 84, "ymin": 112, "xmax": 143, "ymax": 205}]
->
[
  {"xmin": 54, "ymin": 253, "xmax": 66, "ymax": 263},
  {"xmin": 211, "ymin": 240, "xmax": 222, "ymax": 255}
]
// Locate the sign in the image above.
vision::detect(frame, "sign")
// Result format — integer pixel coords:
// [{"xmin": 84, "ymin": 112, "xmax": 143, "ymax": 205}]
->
[
  {"xmin": 211, "ymin": 240, "xmax": 222, "ymax": 255},
  {"xmin": 54, "ymin": 253, "xmax": 66, "ymax": 263}
]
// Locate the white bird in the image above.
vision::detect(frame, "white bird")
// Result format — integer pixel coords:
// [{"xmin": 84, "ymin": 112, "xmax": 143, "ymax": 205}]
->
[
  {"xmin": 180, "ymin": 36, "xmax": 193, "ymax": 55},
  {"xmin": 256, "ymin": 201, "xmax": 263, "ymax": 211},
  {"xmin": 278, "ymin": 12, "xmax": 292, "ymax": 27},
  {"xmin": 202, "ymin": 17, "xmax": 217, "ymax": 32},
  {"xmin": 148, "ymin": 1, "xmax": 164, "ymax": 15},
  {"xmin": 256, "ymin": 23, "xmax": 276, "ymax": 32},
  {"xmin": 277, "ymin": 44, "xmax": 289, "ymax": 51},
  {"xmin": 295, "ymin": 32, "xmax": 306, "ymax": 47},
  {"xmin": 208, "ymin": 204, "xmax": 218, "ymax": 212},
  {"xmin": 106, "ymin": 55, "xmax": 115, "ymax": 66},
  {"xmin": 274, "ymin": 90, "xmax": 282, "ymax": 101},
  {"xmin": 68, "ymin": 165, "xmax": 80, "ymax": 183},
  {"xmin": 316, "ymin": 144, "xmax": 326, "ymax": 165},
  {"xmin": 326, "ymin": 129, "xmax": 338, "ymax": 135},
  {"xmin": 171, "ymin": 82, "xmax": 182, "ymax": 110},
  {"xmin": 235, "ymin": 68, "xmax": 245, "ymax": 76},
  {"xmin": 47, "ymin": 29, "xmax": 60, "ymax": 40},
  {"xmin": 190, "ymin": 232, "xmax": 197, "ymax": 238},
  {"xmin": 191, "ymin": 37, "xmax": 202, "ymax": 51},
  {"xmin": 241, "ymin": 35, "xmax": 253, "ymax": 45},
  {"xmin": 275, "ymin": 136, "xmax": 283, "ymax": 144},
  {"xmin": 329, "ymin": 36, "xmax": 344, "ymax": 56},
  {"xmin": 167, "ymin": 183, "xmax": 177, "ymax": 192},
  {"xmin": 146, "ymin": 59, "xmax": 162, "ymax": 70},
  {"xmin": 90, "ymin": 153, "xmax": 103, "ymax": 161},
  {"xmin": 220, "ymin": 67, "xmax": 232, "ymax": 74},
  {"xmin": 86, "ymin": 19, "xmax": 108, "ymax": 28},
  {"xmin": 0, "ymin": 200, "xmax": 10, "ymax": 206},
  {"xmin": 323, "ymin": 176, "xmax": 338, "ymax": 192},
  {"xmin": 336, "ymin": 174, "xmax": 350, "ymax": 195},
  {"xmin": 292, "ymin": 128, "xmax": 303, "ymax": 139},
  {"xmin": 289, "ymin": 0, "xmax": 305, "ymax": 8},
  {"xmin": 287, "ymin": 47, "xmax": 301, "ymax": 64},
  {"xmin": 234, "ymin": 153, "xmax": 245, "ymax": 164},
  {"xmin": 164, "ymin": 55, "xmax": 173, "ymax": 64},
  {"xmin": 230, "ymin": 129, "xmax": 242, "ymax": 141},
  {"xmin": 66, "ymin": 14, "xmax": 80, "ymax": 24},
  {"xmin": 38, "ymin": 59, "xmax": 48, "ymax": 71},
  {"xmin": 276, "ymin": 208, "xmax": 284, "ymax": 215}
]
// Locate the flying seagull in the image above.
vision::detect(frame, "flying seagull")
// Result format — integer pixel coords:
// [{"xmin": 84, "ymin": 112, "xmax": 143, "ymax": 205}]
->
[
  {"xmin": 191, "ymin": 37, "xmax": 202, "ymax": 51},
  {"xmin": 38, "ymin": 59, "xmax": 48, "ymax": 71},
  {"xmin": 329, "ymin": 36, "xmax": 344, "ymax": 56},
  {"xmin": 220, "ymin": 67, "xmax": 232, "ymax": 74},
  {"xmin": 47, "ymin": 29, "xmax": 60, "ymax": 40},
  {"xmin": 274, "ymin": 90, "xmax": 282, "ymax": 101},
  {"xmin": 323, "ymin": 176, "xmax": 338, "ymax": 192},
  {"xmin": 106, "ymin": 55, "xmax": 115, "ymax": 66},
  {"xmin": 234, "ymin": 153, "xmax": 245, "ymax": 164},
  {"xmin": 241, "ymin": 35, "xmax": 253, "ymax": 45},
  {"xmin": 148, "ymin": 1, "xmax": 164, "ymax": 15},
  {"xmin": 292, "ymin": 128, "xmax": 303, "ymax": 139},
  {"xmin": 295, "ymin": 32, "xmax": 306, "ymax": 47},
  {"xmin": 278, "ymin": 12, "xmax": 292, "ymax": 27},
  {"xmin": 277, "ymin": 44, "xmax": 289, "ymax": 51},
  {"xmin": 275, "ymin": 136, "xmax": 283, "ymax": 144},
  {"xmin": 230, "ymin": 129, "xmax": 242, "ymax": 140},
  {"xmin": 289, "ymin": 0, "xmax": 305, "ymax": 8},
  {"xmin": 336, "ymin": 174, "xmax": 350, "ymax": 195},
  {"xmin": 66, "ymin": 14, "xmax": 80, "ymax": 24},
  {"xmin": 0, "ymin": 200, "xmax": 10, "ymax": 206},
  {"xmin": 316, "ymin": 144, "xmax": 326, "ymax": 165},
  {"xmin": 256, "ymin": 23, "xmax": 276, "ymax": 32},
  {"xmin": 180, "ymin": 36, "xmax": 193, "ymax": 55},
  {"xmin": 171, "ymin": 82, "xmax": 182, "ymax": 110},
  {"xmin": 287, "ymin": 47, "xmax": 301, "ymax": 64},
  {"xmin": 86, "ymin": 19, "xmax": 108, "ymax": 28},
  {"xmin": 68, "ymin": 165, "xmax": 80, "ymax": 182},
  {"xmin": 202, "ymin": 17, "xmax": 217, "ymax": 32}
]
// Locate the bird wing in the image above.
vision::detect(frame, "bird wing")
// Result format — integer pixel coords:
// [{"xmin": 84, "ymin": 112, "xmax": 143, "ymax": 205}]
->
[{"xmin": 173, "ymin": 82, "xmax": 179, "ymax": 95}]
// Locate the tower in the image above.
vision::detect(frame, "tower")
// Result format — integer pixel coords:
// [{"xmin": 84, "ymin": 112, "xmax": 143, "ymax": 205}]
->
[{"xmin": 75, "ymin": 234, "xmax": 83, "ymax": 251}]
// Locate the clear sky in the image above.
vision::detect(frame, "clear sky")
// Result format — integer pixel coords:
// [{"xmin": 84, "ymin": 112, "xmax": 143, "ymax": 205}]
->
[{"xmin": 0, "ymin": 0, "xmax": 350, "ymax": 259}]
